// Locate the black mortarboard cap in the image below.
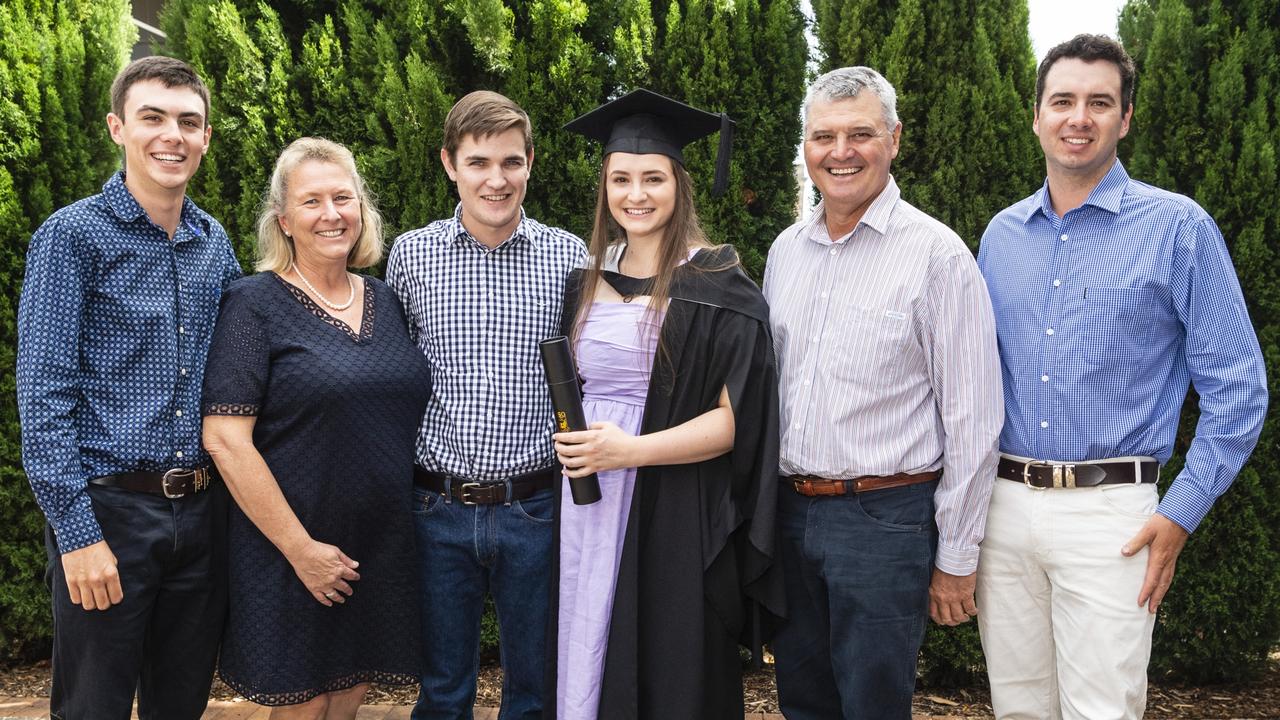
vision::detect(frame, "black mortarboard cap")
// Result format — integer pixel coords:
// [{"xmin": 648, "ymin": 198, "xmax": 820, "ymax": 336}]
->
[{"xmin": 564, "ymin": 89, "xmax": 735, "ymax": 197}]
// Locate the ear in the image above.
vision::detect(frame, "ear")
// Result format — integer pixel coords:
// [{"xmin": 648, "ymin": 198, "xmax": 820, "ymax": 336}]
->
[
  {"xmin": 106, "ymin": 113, "xmax": 125, "ymax": 146},
  {"xmin": 1032, "ymin": 105, "xmax": 1041, "ymax": 136},
  {"xmin": 440, "ymin": 147, "xmax": 458, "ymax": 181},
  {"xmin": 202, "ymin": 123, "xmax": 212, "ymax": 155},
  {"xmin": 1119, "ymin": 103, "xmax": 1133, "ymax": 140},
  {"xmin": 277, "ymin": 213, "xmax": 291, "ymax": 239},
  {"xmin": 889, "ymin": 121, "xmax": 902, "ymax": 160},
  {"xmin": 526, "ymin": 146, "xmax": 535, "ymax": 174}
]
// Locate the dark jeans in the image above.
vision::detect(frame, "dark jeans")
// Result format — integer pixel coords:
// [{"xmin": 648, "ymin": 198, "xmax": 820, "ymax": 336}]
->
[
  {"xmin": 45, "ymin": 482, "xmax": 228, "ymax": 720},
  {"xmin": 411, "ymin": 483, "xmax": 553, "ymax": 720},
  {"xmin": 772, "ymin": 480, "xmax": 937, "ymax": 720}
]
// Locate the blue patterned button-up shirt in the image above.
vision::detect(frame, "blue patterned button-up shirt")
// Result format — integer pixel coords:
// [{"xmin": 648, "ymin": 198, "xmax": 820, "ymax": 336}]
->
[
  {"xmin": 386, "ymin": 205, "xmax": 587, "ymax": 480},
  {"xmin": 17, "ymin": 172, "xmax": 242, "ymax": 553},
  {"xmin": 978, "ymin": 160, "xmax": 1267, "ymax": 533}
]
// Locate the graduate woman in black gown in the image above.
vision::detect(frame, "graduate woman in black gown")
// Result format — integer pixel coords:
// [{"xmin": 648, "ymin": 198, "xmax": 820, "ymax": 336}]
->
[{"xmin": 549, "ymin": 90, "xmax": 784, "ymax": 720}]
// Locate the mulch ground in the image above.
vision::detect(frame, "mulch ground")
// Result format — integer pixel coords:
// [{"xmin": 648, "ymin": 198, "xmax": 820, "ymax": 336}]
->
[{"xmin": 3, "ymin": 655, "xmax": 1277, "ymax": 718}]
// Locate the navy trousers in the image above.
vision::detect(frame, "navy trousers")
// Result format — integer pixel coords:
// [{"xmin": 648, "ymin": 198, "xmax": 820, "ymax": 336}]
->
[
  {"xmin": 772, "ymin": 480, "xmax": 938, "ymax": 720},
  {"xmin": 45, "ymin": 482, "xmax": 228, "ymax": 720}
]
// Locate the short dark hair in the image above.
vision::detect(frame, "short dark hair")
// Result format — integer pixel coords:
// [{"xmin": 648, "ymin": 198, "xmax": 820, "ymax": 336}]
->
[
  {"xmin": 442, "ymin": 90, "xmax": 533, "ymax": 163},
  {"xmin": 110, "ymin": 56, "xmax": 211, "ymax": 125},
  {"xmin": 1035, "ymin": 34, "xmax": 1136, "ymax": 115}
]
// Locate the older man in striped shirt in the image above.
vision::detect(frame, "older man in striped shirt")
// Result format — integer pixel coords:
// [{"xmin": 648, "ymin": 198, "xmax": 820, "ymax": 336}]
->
[
  {"xmin": 763, "ymin": 66, "xmax": 1003, "ymax": 719},
  {"xmin": 976, "ymin": 35, "xmax": 1266, "ymax": 719}
]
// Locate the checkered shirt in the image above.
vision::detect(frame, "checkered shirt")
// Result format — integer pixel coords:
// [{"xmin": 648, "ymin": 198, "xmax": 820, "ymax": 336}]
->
[{"xmin": 386, "ymin": 205, "xmax": 587, "ymax": 480}]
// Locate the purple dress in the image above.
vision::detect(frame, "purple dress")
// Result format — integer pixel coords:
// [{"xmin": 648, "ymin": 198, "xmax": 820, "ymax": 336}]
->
[{"xmin": 556, "ymin": 301, "xmax": 662, "ymax": 720}]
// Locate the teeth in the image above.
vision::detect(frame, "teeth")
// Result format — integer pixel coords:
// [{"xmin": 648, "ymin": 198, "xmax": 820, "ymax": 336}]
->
[
  {"xmin": 624, "ymin": 209, "xmax": 653, "ymax": 216},
  {"xmin": 481, "ymin": 194, "xmax": 509, "ymax": 201},
  {"xmin": 153, "ymin": 153, "xmax": 184, "ymax": 162},
  {"xmin": 1064, "ymin": 138, "xmax": 1090, "ymax": 145},
  {"xmin": 316, "ymin": 230, "xmax": 345, "ymax": 237},
  {"xmin": 828, "ymin": 167, "xmax": 860, "ymax": 175}
]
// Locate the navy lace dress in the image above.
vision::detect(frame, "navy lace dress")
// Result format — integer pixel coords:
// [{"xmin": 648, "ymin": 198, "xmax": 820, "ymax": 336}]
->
[{"xmin": 202, "ymin": 272, "xmax": 429, "ymax": 705}]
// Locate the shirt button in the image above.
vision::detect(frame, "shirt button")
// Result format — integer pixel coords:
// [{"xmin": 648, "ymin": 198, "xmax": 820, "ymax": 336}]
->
[
  {"xmin": 175, "ymin": 409, "xmax": 182, "ymax": 417},
  {"xmin": 1045, "ymin": 328, "xmax": 1055, "ymax": 336},
  {"xmin": 175, "ymin": 451, "xmax": 184, "ymax": 458},
  {"xmin": 829, "ymin": 248, "xmax": 838, "ymax": 256},
  {"xmin": 820, "ymin": 292, "xmax": 828, "ymax": 299},
  {"xmin": 793, "ymin": 424, "xmax": 800, "ymax": 430},
  {"xmin": 1053, "ymin": 279, "xmax": 1061, "ymax": 288},
  {"xmin": 1060, "ymin": 233, "xmax": 1068, "ymax": 241},
  {"xmin": 178, "ymin": 325, "xmax": 185, "ymax": 334},
  {"xmin": 180, "ymin": 368, "xmax": 187, "ymax": 376},
  {"xmin": 803, "ymin": 379, "xmax": 811, "ymax": 386},
  {"xmin": 1040, "ymin": 421, "xmax": 1049, "ymax": 428},
  {"xmin": 1041, "ymin": 374, "xmax": 1049, "ymax": 382}
]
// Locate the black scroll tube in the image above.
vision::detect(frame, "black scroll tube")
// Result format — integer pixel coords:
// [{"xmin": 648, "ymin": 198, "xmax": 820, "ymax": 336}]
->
[{"xmin": 539, "ymin": 336, "xmax": 602, "ymax": 505}]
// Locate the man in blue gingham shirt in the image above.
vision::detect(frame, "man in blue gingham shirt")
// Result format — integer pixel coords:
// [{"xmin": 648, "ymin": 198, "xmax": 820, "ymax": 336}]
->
[
  {"xmin": 17, "ymin": 58, "xmax": 240, "ymax": 719},
  {"xmin": 386, "ymin": 91, "xmax": 586, "ymax": 720},
  {"xmin": 976, "ymin": 35, "xmax": 1267, "ymax": 719}
]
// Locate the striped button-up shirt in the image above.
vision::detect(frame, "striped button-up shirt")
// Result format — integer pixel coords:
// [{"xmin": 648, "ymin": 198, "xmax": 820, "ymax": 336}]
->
[
  {"xmin": 764, "ymin": 177, "xmax": 1004, "ymax": 575},
  {"xmin": 17, "ymin": 172, "xmax": 241, "ymax": 553},
  {"xmin": 386, "ymin": 206, "xmax": 587, "ymax": 480},
  {"xmin": 978, "ymin": 160, "xmax": 1267, "ymax": 533}
]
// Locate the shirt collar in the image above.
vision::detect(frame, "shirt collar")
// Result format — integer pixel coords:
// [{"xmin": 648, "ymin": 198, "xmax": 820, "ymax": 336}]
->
[
  {"xmin": 447, "ymin": 203, "xmax": 536, "ymax": 251},
  {"xmin": 102, "ymin": 171, "xmax": 213, "ymax": 241},
  {"xmin": 1026, "ymin": 158, "xmax": 1130, "ymax": 223},
  {"xmin": 806, "ymin": 174, "xmax": 901, "ymax": 244}
]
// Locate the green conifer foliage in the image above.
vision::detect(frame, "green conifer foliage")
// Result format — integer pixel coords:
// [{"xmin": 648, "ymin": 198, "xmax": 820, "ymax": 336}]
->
[
  {"xmin": 811, "ymin": 0, "xmax": 1039, "ymax": 683},
  {"xmin": 0, "ymin": 0, "xmax": 135, "ymax": 653},
  {"xmin": 1120, "ymin": 0, "xmax": 1280, "ymax": 682},
  {"xmin": 812, "ymin": 0, "xmax": 1041, "ymax": 254}
]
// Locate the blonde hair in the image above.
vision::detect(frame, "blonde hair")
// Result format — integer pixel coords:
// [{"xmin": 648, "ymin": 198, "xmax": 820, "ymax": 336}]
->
[{"xmin": 255, "ymin": 137, "xmax": 384, "ymax": 272}]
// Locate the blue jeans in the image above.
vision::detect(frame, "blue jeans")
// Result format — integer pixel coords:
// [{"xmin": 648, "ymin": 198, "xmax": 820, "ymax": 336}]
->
[
  {"xmin": 411, "ymin": 483, "xmax": 553, "ymax": 720},
  {"xmin": 45, "ymin": 483, "xmax": 228, "ymax": 720},
  {"xmin": 772, "ymin": 480, "xmax": 937, "ymax": 720}
]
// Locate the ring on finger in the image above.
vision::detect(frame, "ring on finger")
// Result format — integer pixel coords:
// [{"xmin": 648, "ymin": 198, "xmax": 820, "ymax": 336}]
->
[{"xmin": 324, "ymin": 591, "xmax": 337, "ymax": 599}]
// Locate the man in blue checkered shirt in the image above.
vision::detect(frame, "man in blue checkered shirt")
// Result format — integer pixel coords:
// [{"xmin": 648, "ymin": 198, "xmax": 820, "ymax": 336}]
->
[
  {"xmin": 16, "ymin": 57, "xmax": 241, "ymax": 719},
  {"xmin": 386, "ymin": 91, "xmax": 587, "ymax": 720},
  {"xmin": 976, "ymin": 34, "xmax": 1267, "ymax": 719}
]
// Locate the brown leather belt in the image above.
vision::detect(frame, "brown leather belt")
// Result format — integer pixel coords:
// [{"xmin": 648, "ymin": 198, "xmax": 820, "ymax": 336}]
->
[
  {"xmin": 89, "ymin": 466, "xmax": 219, "ymax": 498},
  {"xmin": 787, "ymin": 470, "xmax": 941, "ymax": 497},
  {"xmin": 997, "ymin": 456, "xmax": 1158, "ymax": 489},
  {"xmin": 414, "ymin": 466, "xmax": 556, "ymax": 505}
]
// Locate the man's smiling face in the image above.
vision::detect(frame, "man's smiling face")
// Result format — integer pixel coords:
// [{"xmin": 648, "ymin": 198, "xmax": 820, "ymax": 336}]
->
[
  {"xmin": 804, "ymin": 92, "xmax": 900, "ymax": 224},
  {"xmin": 1034, "ymin": 57, "xmax": 1132, "ymax": 184}
]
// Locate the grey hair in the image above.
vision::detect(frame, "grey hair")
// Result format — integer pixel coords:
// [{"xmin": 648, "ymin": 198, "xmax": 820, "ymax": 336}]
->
[{"xmin": 803, "ymin": 66, "xmax": 899, "ymax": 131}]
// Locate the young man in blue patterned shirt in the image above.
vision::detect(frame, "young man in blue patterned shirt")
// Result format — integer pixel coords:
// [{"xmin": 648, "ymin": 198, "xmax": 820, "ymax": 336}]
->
[
  {"xmin": 977, "ymin": 34, "xmax": 1267, "ymax": 719},
  {"xmin": 386, "ymin": 91, "xmax": 587, "ymax": 720},
  {"xmin": 16, "ymin": 57, "xmax": 241, "ymax": 719}
]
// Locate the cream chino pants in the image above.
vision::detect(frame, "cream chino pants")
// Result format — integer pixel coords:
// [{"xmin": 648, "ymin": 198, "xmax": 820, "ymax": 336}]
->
[{"xmin": 976, "ymin": 469, "xmax": 1159, "ymax": 720}]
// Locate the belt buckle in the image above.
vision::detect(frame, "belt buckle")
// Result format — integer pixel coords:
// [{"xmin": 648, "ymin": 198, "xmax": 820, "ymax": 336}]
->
[
  {"xmin": 162, "ymin": 468, "xmax": 194, "ymax": 498},
  {"xmin": 1021, "ymin": 460, "xmax": 1076, "ymax": 489},
  {"xmin": 458, "ymin": 482, "xmax": 483, "ymax": 505},
  {"xmin": 1021, "ymin": 460, "xmax": 1049, "ymax": 491}
]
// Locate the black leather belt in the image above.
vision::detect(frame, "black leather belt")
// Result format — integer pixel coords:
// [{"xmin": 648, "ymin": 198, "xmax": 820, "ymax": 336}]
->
[
  {"xmin": 997, "ymin": 456, "xmax": 1158, "ymax": 489},
  {"xmin": 89, "ymin": 466, "xmax": 219, "ymax": 498},
  {"xmin": 413, "ymin": 466, "xmax": 556, "ymax": 505}
]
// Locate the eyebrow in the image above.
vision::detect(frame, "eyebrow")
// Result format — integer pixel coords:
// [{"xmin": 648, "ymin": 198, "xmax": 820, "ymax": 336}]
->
[
  {"xmin": 135, "ymin": 105, "xmax": 206, "ymax": 123},
  {"xmin": 1047, "ymin": 91, "xmax": 1117, "ymax": 103}
]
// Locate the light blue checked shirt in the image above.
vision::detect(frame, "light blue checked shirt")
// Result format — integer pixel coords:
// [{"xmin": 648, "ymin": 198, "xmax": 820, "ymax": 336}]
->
[{"xmin": 978, "ymin": 160, "xmax": 1267, "ymax": 533}]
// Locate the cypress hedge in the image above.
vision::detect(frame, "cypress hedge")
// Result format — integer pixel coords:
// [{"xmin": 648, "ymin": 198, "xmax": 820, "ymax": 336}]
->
[
  {"xmin": 0, "ymin": 0, "xmax": 136, "ymax": 654},
  {"xmin": 1119, "ymin": 0, "xmax": 1280, "ymax": 683}
]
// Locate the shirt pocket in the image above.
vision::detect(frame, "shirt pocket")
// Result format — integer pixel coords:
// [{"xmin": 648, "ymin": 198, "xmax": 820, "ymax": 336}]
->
[
  {"xmin": 831, "ymin": 303, "xmax": 912, "ymax": 389},
  {"xmin": 1076, "ymin": 287, "xmax": 1159, "ymax": 367}
]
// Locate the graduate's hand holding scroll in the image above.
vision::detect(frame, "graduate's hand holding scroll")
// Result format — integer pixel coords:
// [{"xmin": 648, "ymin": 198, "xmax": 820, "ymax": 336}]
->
[{"xmin": 555, "ymin": 422, "xmax": 638, "ymax": 476}]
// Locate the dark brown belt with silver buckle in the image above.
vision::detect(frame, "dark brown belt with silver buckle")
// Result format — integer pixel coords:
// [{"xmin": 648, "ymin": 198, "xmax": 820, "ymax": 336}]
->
[
  {"xmin": 89, "ymin": 466, "xmax": 219, "ymax": 499},
  {"xmin": 787, "ymin": 470, "xmax": 941, "ymax": 497},
  {"xmin": 414, "ymin": 466, "xmax": 556, "ymax": 505},
  {"xmin": 997, "ymin": 456, "xmax": 1158, "ymax": 489}
]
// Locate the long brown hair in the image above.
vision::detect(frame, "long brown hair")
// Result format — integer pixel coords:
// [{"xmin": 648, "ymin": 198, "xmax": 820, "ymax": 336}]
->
[{"xmin": 570, "ymin": 154, "xmax": 723, "ymax": 367}]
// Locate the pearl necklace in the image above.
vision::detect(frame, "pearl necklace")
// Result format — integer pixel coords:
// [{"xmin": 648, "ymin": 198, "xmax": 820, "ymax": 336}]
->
[{"xmin": 291, "ymin": 262, "xmax": 355, "ymax": 311}]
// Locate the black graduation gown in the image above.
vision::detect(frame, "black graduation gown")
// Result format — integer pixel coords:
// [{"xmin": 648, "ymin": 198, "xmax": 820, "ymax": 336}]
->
[{"xmin": 545, "ymin": 246, "xmax": 785, "ymax": 720}]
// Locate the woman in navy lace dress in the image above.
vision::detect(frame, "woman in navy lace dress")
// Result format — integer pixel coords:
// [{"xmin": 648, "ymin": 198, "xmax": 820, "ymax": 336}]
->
[{"xmin": 202, "ymin": 138, "xmax": 428, "ymax": 717}]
